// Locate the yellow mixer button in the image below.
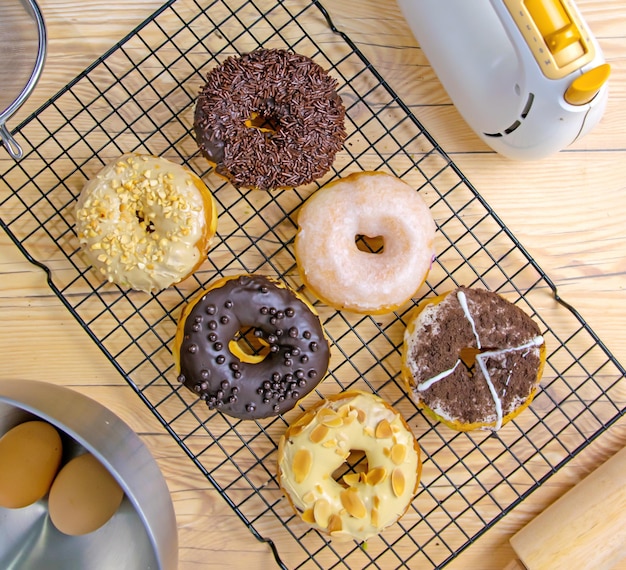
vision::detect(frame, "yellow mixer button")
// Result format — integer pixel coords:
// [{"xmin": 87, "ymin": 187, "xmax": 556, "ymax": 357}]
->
[
  {"xmin": 524, "ymin": 0, "xmax": 587, "ymax": 68},
  {"xmin": 564, "ymin": 63, "xmax": 611, "ymax": 106},
  {"xmin": 545, "ymin": 22, "xmax": 580, "ymax": 54},
  {"xmin": 525, "ymin": 0, "xmax": 572, "ymax": 45}
]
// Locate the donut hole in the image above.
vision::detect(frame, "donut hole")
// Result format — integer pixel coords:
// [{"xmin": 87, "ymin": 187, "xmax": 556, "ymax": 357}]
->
[
  {"xmin": 135, "ymin": 209, "xmax": 155, "ymax": 234},
  {"xmin": 459, "ymin": 346, "xmax": 496, "ymax": 372},
  {"xmin": 331, "ymin": 449, "xmax": 368, "ymax": 488},
  {"xmin": 228, "ymin": 326, "xmax": 271, "ymax": 365},
  {"xmin": 245, "ymin": 111, "xmax": 280, "ymax": 135},
  {"xmin": 355, "ymin": 234, "xmax": 384, "ymax": 254}
]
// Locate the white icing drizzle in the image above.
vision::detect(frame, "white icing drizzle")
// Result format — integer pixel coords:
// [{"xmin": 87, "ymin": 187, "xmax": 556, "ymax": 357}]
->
[
  {"xmin": 476, "ymin": 335, "xmax": 544, "ymax": 431},
  {"xmin": 417, "ymin": 359, "xmax": 461, "ymax": 391},
  {"xmin": 475, "ymin": 355, "xmax": 504, "ymax": 431},
  {"xmin": 457, "ymin": 290, "xmax": 481, "ymax": 348},
  {"xmin": 502, "ymin": 371, "xmax": 513, "ymax": 397},
  {"xmin": 414, "ymin": 288, "xmax": 544, "ymax": 432}
]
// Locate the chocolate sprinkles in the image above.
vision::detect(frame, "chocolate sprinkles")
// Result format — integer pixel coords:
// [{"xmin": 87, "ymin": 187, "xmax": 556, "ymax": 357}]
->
[{"xmin": 194, "ymin": 48, "xmax": 347, "ymax": 190}]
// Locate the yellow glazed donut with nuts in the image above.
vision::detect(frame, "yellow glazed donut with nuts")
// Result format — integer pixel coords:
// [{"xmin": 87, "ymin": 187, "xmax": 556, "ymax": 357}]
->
[
  {"xmin": 277, "ymin": 391, "xmax": 421, "ymax": 541},
  {"xmin": 75, "ymin": 153, "xmax": 217, "ymax": 292}
]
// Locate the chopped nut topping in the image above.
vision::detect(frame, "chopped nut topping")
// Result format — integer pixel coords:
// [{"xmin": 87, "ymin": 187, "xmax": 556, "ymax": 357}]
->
[
  {"xmin": 302, "ymin": 491, "xmax": 316, "ymax": 504},
  {"xmin": 391, "ymin": 443, "xmax": 407, "ymax": 465},
  {"xmin": 371, "ymin": 507, "xmax": 380, "ymax": 528},
  {"xmin": 391, "ymin": 468, "xmax": 406, "ymax": 497},
  {"xmin": 317, "ymin": 408, "xmax": 343, "ymax": 428},
  {"xmin": 337, "ymin": 404, "xmax": 352, "ymax": 418},
  {"xmin": 288, "ymin": 424, "xmax": 305, "ymax": 437},
  {"xmin": 352, "ymin": 406, "xmax": 366, "ymax": 424},
  {"xmin": 365, "ymin": 467, "xmax": 387, "ymax": 486},
  {"xmin": 328, "ymin": 514, "xmax": 342, "ymax": 534},
  {"xmin": 292, "ymin": 448, "xmax": 313, "ymax": 483},
  {"xmin": 339, "ymin": 488, "xmax": 367, "ymax": 519},
  {"xmin": 313, "ymin": 498, "xmax": 331, "ymax": 528},
  {"xmin": 375, "ymin": 418, "xmax": 393, "ymax": 439},
  {"xmin": 292, "ymin": 411, "xmax": 315, "ymax": 428},
  {"xmin": 342, "ymin": 473, "xmax": 361, "ymax": 487},
  {"xmin": 309, "ymin": 424, "xmax": 329, "ymax": 444}
]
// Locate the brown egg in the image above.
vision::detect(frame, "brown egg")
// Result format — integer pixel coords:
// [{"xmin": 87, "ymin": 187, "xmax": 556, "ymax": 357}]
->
[
  {"xmin": 48, "ymin": 452, "xmax": 124, "ymax": 536},
  {"xmin": 0, "ymin": 420, "xmax": 63, "ymax": 509}
]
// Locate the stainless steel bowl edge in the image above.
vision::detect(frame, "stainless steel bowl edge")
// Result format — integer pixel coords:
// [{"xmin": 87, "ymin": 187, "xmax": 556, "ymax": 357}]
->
[{"xmin": 0, "ymin": 379, "xmax": 178, "ymax": 570}]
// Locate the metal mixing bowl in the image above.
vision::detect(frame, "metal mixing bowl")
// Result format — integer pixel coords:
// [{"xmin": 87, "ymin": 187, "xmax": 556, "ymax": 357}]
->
[{"xmin": 0, "ymin": 379, "xmax": 178, "ymax": 570}]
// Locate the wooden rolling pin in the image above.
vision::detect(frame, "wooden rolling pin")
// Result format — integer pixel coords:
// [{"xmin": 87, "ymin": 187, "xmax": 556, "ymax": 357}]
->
[{"xmin": 508, "ymin": 445, "xmax": 626, "ymax": 570}]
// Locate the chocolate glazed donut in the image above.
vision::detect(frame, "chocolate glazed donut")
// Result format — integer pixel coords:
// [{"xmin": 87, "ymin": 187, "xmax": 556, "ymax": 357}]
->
[{"xmin": 174, "ymin": 274, "xmax": 331, "ymax": 420}]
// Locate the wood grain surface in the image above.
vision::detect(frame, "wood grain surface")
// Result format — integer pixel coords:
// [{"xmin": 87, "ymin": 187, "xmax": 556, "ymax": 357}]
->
[{"xmin": 1, "ymin": 1, "xmax": 625, "ymax": 568}]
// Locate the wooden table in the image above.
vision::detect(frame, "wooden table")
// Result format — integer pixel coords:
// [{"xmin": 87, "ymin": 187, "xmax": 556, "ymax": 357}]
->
[{"xmin": 1, "ymin": 1, "xmax": 625, "ymax": 568}]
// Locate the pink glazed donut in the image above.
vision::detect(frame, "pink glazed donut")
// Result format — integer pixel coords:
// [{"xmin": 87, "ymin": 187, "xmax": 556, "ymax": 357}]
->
[{"xmin": 295, "ymin": 171, "xmax": 436, "ymax": 314}]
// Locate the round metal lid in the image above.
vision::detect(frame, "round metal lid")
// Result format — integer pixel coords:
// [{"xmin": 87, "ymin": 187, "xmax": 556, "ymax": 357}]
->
[{"xmin": 0, "ymin": 0, "xmax": 47, "ymax": 160}]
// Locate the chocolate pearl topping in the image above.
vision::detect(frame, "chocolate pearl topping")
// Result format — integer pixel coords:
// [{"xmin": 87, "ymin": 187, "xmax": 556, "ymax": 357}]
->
[{"xmin": 177, "ymin": 275, "xmax": 331, "ymax": 420}]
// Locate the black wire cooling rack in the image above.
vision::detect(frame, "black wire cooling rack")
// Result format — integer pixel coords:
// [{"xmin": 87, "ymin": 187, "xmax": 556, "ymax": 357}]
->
[{"xmin": 1, "ymin": 0, "xmax": 625, "ymax": 568}]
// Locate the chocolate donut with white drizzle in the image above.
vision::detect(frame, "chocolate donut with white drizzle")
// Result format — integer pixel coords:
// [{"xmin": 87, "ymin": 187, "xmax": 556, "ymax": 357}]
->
[
  {"xmin": 174, "ymin": 274, "xmax": 331, "ymax": 420},
  {"xmin": 401, "ymin": 287, "xmax": 546, "ymax": 431}
]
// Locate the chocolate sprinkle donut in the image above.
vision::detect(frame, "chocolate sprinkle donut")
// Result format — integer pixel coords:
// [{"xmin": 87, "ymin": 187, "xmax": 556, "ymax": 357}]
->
[
  {"xmin": 194, "ymin": 48, "xmax": 346, "ymax": 190},
  {"xmin": 174, "ymin": 274, "xmax": 331, "ymax": 420}
]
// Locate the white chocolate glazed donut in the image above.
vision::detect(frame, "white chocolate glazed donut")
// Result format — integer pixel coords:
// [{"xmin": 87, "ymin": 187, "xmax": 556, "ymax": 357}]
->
[
  {"xmin": 75, "ymin": 154, "xmax": 218, "ymax": 292},
  {"xmin": 277, "ymin": 391, "xmax": 421, "ymax": 541},
  {"xmin": 294, "ymin": 171, "xmax": 436, "ymax": 314}
]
